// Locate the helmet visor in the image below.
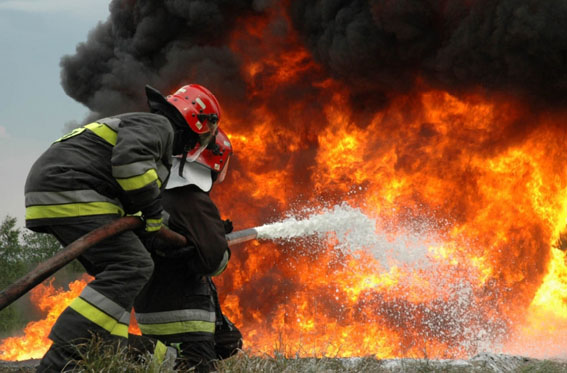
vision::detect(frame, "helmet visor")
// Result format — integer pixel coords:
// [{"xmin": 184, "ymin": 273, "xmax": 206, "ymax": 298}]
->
[
  {"xmin": 217, "ymin": 156, "xmax": 230, "ymax": 183},
  {"xmin": 186, "ymin": 121, "xmax": 219, "ymax": 162},
  {"xmin": 185, "ymin": 142, "xmax": 208, "ymax": 162}
]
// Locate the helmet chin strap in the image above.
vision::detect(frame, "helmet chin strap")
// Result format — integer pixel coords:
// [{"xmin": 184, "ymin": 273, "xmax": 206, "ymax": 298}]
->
[
  {"xmin": 178, "ymin": 141, "xmax": 208, "ymax": 177},
  {"xmin": 174, "ymin": 130, "xmax": 197, "ymax": 177},
  {"xmin": 178, "ymin": 148, "xmax": 189, "ymax": 177},
  {"xmin": 179, "ymin": 143, "xmax": 212, "ymax": 176}
]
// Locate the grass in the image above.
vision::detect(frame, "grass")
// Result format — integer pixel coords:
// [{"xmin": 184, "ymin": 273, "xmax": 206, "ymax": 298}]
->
[
  {"xmin": 516, "ymin": 360, "xmax": 567, "ymax": 373},
  {"xmin": 69, "ymin": 336, "xmax": 176, "ymax": 373},
  {"xmin": 1, "ymin": 339, "xmax": 566, "ymax": 372}
]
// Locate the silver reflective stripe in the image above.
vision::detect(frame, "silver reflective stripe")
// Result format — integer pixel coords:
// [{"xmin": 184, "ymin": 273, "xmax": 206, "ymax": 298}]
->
[
  {"xmin": 97, "ymin": 117, "xmax": 121, "ymax": 131},
  {"xmin": 135, "ymin": 309, "xmax": 215, "ymax": 324},
  {"xmin": 25, "ymin": 190, "xmax": 121, "ymax": 206},
  {"xmin": 112, "ymin": 159, "xmax": 156, "ymax": 178},
  {"xmin": 156, "ymin": 161, "xmax": 169, "ymax": 184},
  {"xmin": 211, "ymin": 250, "xmax": 230, "ymax": 276},
  {"xmin": 195, "ymin": 97, "xmax": 206, "ymax": 109},
  {"xmin": 80, "ymin": 286, "xmax": 130, "ymax": 324},
  {"xmin": 118, "ymin": 311, "xmax": 131, "ymax": 324},
  {"xmin": 161, "ymin": 210, "xmax": 170, "ymax": 227}
]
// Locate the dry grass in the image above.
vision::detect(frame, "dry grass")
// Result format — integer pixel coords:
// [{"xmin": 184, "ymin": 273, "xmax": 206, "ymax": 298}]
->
[{"xmin": 1, "ymin": 342, "xmax": 566, "ymax": 372}]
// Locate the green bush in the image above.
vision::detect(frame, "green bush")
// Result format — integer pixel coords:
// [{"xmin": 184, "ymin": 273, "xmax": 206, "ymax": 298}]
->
[{"xmin": 0, "ymin": 215, "xmax": 82, "ymax": 336}]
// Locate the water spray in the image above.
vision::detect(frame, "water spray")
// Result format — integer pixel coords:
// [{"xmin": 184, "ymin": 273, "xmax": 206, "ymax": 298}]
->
[{"xmin": 0, "ymin": 204, "xmax": 382, "ymax": 312}]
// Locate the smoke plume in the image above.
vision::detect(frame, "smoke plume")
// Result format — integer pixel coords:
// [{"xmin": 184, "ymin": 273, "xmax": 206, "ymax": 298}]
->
[
  {"xmin": 290, "ymin": 0, "xmax": 567, "ymax": 105},
  {"xmin": 61, "ymin": 0, "xmax": 567, "ymax": 122},
  {"xmin": 60, "ymin": 0, "xmax": 261, "ymax": 118}
]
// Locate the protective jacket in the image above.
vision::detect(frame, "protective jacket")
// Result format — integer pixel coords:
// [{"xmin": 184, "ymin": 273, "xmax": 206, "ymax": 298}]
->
[
  {"xmin": 134, "ymin": 184, "xmax": 230, "ymax": 343},
  {"xmin": 29, "ymin": 112, "xmax": 175, "ymax": 372},
  {"xmin": 24, "ymin": 112, "xmax": 173, "ymax": 230}
]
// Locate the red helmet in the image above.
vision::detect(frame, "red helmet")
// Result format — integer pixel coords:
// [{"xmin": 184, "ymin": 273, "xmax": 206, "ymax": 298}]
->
[
  {"xmin": 167, "ymin": 84, "xmax": 221, "ymax": 161},
  {"xmin": 166, "ymin": 84, "xmax": 221, "ymax": 135},
  {"xmin": 194, "ymin": 128, "xmax": 232, "ymax": 183}
]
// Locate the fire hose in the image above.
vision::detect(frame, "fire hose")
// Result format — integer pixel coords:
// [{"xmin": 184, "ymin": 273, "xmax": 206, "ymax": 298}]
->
[{"xmin": 0, "ymin": 216, "xmax": 259, "ymax": 312}]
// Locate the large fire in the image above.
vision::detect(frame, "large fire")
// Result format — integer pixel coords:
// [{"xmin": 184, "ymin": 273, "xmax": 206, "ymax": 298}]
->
[
  {"xmin": 2, "ymin": 1, "xmax": 567, "ymax": 363},
  {"xmin": 211, "ymin": 4, "xmax": 567, "ymax": 360},
  {"xmin": 213, "ymin": 88, "xmax": 567, "ymax": 359}
]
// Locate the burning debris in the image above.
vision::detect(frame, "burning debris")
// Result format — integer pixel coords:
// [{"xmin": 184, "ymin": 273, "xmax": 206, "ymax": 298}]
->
[{"xmin": 3, "ymin": 0, "xmax": 567, "ymax": 363}]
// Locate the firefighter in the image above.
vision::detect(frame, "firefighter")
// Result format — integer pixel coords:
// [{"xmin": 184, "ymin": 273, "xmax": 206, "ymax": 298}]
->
[
  {"xmin": 24, "ymin": 84, "xmax": 222, "ymax": 372},
  {"xmin": 133, "ymin": 128, "xmax": 242, "ymax": 372}
]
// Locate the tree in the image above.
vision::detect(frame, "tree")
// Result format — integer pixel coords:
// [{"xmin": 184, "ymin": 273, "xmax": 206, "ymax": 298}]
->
[
  {"xmin": 0, "ymin": 216, "xmax": 71, "ymax": 334},
  {"xmin": 0, "ymin": 216, "xmax": 27, "ymax": 334},
  {"xmin": 0, "ymin": 216, "xmax": 25, "ymax": 289},
  {"xmin": 21, "ymin": 227, "xmax": 62, "ymax": 263},
  {"xmin": 0, "ymin": 216, "xmax": 63, "ymax": 288}
]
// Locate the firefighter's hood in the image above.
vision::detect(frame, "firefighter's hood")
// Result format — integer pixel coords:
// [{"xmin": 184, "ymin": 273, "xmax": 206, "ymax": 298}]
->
[{"xmin": 166, "ymin": 157, "xmax": 213, "ymax": 192}]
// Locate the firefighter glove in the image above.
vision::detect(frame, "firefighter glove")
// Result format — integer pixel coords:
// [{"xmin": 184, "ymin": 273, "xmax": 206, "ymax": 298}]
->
[{"xmin": 223, "ymin": 219, "xmax": 233, "ymax": 234}]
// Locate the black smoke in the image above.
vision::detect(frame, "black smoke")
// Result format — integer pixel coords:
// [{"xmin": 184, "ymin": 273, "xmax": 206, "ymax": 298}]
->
[
  {"xmin": 290, "ymin": 0, "xmax": 567, "ymax": 105},
  {"xmin": 60, "ymin": 0, "xmax": 267, "ymax": 118},
  {"xmin": 61, "ymin": 0, "xmax": 567, "ymax": 121}
]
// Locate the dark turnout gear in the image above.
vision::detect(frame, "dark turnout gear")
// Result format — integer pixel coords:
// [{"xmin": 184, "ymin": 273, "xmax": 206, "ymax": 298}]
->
[
  {"xmin": 24, "ymin": 82, "xmax": 224, "ymax": 372},
  {"xmin": 36, "ymin": 217, "xmax": 154, "ymax": 372},
  {"xmin": 25, "ymin": 112, "xmax": 175, "ymax": 373},
  {"xmin": 133, "ymin": 277, "xmax": 241, "ymax": 373},
  {"xmin": 134, "ymin": 127, "xmax": 237, "ymax": 372},
  {"xmin": 135, "ymin": 269, "xmax": 217, "ymax": 342},
  {"xmin": 134, "ymin": 185, "xmax": 230, "ymax": 336},
  {"xmin": 128, "ymin": 333, "xmax": 178, "ymax": 367},
  {"xmin": 214, "ymin": 315, "xmax": 243, "ymax": 359},
  {"xmin": 171, "ymin": 280, "xmax": 242, "ymax": 372},
  {"xmin": 25, "ymin": 113, "xmax": 173, "ymax": 231},
  {"xmin": 134, "ymin": 184, "xmax": 238, "ymax": 372},
  {"xmin": 154, "ymin": 185, "xmax": 230, "ymax": 276},
  {"xmin": 211, "ymin": 279, "xmax": 242, "ymax": 359}
]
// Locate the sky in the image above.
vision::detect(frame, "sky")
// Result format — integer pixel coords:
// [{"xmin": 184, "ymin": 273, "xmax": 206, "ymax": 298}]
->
[{"xmin": 0, "ymin": 0, "xmax": 111, "ymax": 227}]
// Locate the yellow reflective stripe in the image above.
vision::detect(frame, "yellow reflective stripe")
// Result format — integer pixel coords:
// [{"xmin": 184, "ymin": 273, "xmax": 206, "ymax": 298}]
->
[
  {"xmin": 116, "ymin": 169, "xmax": 160, "ymax": 191},
  {"xmin": 145, "ymin": 217, "xmax": 162, "ymax": 232},
  {"xmin": 54, "ymin": 127, "xmax": 87, "ymax": 142},
  {"xmin": 138, "ymin": 320, "xmax": 215, "ymax": 335},
  {"xmin": 69, "ymin": 298, "xmax": 128, "ymax": 338},
  {"xmin": 109, "ymin": 323, "xmax": 129, "ymax": 338},
  {"xmin": 153, "ymin": 341, "xmax": 167, "ymax": 364},
  {"xmin": 25, "ymin": 202, "xmax": 124, "ymax": 220},
  {"xmin": 84, "ymin": 122, "xmax": 118, "ymax": 146}
]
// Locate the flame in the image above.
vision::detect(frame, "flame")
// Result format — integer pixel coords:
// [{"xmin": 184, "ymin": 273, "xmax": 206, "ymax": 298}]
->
[
  {"xmin": 0, "ymin": 275, "xmax": 142, "ymax": 361},
  {"xmin": 3, "ymin": 2, "xmax": 567, "ymax": 362},
  {"xmin": 503, "ymin": 247, "xmax": 567, "ymax": 356},
  {"xmin": 211, "ymin": 3, "xmax": 567, "ymax": 360},
  {"xmin": 0, "ymin": 275, "xmax": 92, "ymax": 361},
  {"xmin": 213, "ymin": 87, "xmax": 567, "ymax": 358}
]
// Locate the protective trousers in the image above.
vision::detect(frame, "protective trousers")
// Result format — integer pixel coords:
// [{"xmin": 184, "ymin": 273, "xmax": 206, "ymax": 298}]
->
[
  {"xmin": 172, "ymin": 279, "xmax": 242, "ymax": 372},
  {"xmin": 36, "ymin": 217, "xmax": 154, "ymax": 372},
  {"xmin": 134, "ymin": 275, "xmax": 242, "ymax": 373}
]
